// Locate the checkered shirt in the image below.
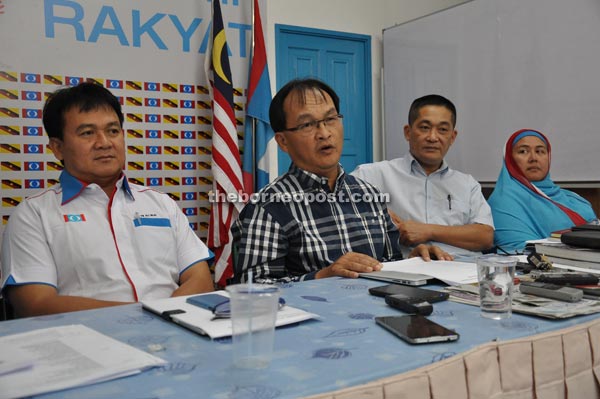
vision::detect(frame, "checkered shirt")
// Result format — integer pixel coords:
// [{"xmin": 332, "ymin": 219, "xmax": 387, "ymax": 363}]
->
[{"xmin": 232, "ymin": 164, "xmax": 402, "ymax": 283}]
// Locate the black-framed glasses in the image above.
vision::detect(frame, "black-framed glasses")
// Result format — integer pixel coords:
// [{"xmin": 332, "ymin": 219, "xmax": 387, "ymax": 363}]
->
[{"xmin": 285, "ymin": 114, "xmax": 343, "ymax": 134}]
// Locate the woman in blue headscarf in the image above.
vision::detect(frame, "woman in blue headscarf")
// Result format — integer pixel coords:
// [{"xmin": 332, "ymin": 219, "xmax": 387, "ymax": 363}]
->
[{"xmin": 488, "ymin": 129, "xmax": 597, "ymax": 253}]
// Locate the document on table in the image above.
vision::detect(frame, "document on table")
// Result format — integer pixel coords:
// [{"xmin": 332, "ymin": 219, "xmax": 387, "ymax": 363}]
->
[
  {"xmin": 0, "ymin": 324, "xmax": 167, "ymax": 399},
  {"xmin": 142, "ymin": 292, "xmax": 319, "ymax": 339},
  {"xmin": 381, "ymin": 257, "xmax": 479, "ymax": 285}
]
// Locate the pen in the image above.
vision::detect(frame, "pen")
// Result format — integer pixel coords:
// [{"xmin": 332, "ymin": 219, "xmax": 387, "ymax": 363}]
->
[
  {"xmin": 134, "ymin": 212, "xmax": 141, "ymax": 226},
  {"xmin": 447, "ymin": 194, "xmax": 452, "ymax": 210}
]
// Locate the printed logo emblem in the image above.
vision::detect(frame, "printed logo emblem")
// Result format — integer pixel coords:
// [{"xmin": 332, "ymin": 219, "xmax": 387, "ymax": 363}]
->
[
  {"xmin": 63, "ymin": 214, "xmax": 86, "ymax": 222},
  {"xmin": 144, "ymin": 82, "xmax": 159, "ymax": 91},
  {"xmin": 182, "ymin": 131, "xmax": 195, "ymax": 139},
  {"xmin": 66, "ymin": 76, "xmax": 82, "ymax": 86},
  {"xmin": 25, "ymin": 144, "xmax": 42, "ymax": 153},
  {"xmin": 25, "ymin": 179, "xmax": 43, "ymax": 189},
  {"xmin": 24, "ymin": 126, "xmax": 42, "ymax": 136}
]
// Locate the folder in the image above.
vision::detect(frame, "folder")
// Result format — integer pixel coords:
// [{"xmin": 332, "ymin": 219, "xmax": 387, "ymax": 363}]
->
[{"xmin": 141, "ymin": 292, "xmax": 319, "ymax": 339}]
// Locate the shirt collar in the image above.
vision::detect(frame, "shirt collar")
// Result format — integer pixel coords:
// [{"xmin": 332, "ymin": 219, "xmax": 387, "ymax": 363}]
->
[
  {"xmin": 59, "ymin": 170, "xmax": 134, "ymax": 205},
  {"xmin": 288, "ymin": 163, "xmax": 346, "ymax": 192},
  {"xmin": 407, "ymin": 152, "xmax": 449, "ymax": 176}
]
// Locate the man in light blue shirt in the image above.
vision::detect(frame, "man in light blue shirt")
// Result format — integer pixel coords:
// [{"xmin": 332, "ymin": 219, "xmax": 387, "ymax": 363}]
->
[{"xmin": 352, "ymin": 95, "xmax": 493, "ymax": 257}]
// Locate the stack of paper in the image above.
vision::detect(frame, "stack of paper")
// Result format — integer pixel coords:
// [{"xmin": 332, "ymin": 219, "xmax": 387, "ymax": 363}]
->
[
  {"xmin": 0, "ymin": 324, "xmax": 167, "ymax": 399},
  {"xmin": 444, "ymin": 284, "xmax": 600, "ymax": 319}
]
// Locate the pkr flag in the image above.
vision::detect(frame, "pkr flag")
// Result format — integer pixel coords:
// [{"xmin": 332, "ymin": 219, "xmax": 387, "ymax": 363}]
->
[
  {"xmin": 205, "ymin": 0, "xmax": 246, "ymax": 287},
  {"xmin": 242, "ymin": 0, "xmax": 277, "ymax": 192}
]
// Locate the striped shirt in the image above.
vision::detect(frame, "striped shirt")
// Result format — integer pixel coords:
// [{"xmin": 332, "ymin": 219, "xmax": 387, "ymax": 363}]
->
[{"xmin": 232, "ymin": 164, "xmax": 403, "ymax": 283}]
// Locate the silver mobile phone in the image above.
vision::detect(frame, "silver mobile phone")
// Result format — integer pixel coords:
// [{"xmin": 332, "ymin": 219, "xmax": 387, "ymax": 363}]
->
[{"xmin": 375, "ymin": 314, "xmax": 459, "ymax": 344}]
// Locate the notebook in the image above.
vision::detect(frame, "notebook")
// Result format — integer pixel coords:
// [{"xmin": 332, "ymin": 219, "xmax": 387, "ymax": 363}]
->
[{"xmin": 141, "ymin": 292, "xmax": 319, "ymax": 339}]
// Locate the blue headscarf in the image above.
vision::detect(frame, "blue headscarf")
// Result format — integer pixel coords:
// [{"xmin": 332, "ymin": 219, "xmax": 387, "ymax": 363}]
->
[{"xmin": 488, "ymin": 129, "xmax": 596, "ymax": 252}]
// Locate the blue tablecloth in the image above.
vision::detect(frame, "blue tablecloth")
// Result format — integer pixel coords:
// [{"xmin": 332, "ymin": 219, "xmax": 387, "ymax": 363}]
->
[{"xmin": 1, "ymin": 277, "xmax": 599, "ymax": 399}]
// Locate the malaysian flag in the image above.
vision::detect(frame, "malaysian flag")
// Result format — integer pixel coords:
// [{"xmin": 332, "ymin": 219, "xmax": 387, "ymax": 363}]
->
[{"xmin": 204, "ymin": 0, "xmax": 245, "ymax": 287}]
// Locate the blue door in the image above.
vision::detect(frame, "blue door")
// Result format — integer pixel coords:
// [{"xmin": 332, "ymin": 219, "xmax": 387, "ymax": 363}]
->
[{"xmin": 275, "ymin": 25, "xmax": 372, "ymax": 174}]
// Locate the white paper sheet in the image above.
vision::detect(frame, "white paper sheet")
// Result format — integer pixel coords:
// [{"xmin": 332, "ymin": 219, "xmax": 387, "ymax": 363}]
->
[
  {"xmin": 381, "ymin": 257, "xmax": 479, "ymax": 285},
  {"xmin": 0, "ymin": 324, "xmax": 167, "ymax": 399}
]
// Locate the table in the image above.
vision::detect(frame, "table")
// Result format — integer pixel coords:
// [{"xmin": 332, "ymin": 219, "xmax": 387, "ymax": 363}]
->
[{"xmin": 1, "ymin": 277, "xmax": 599, "ymax": 399}]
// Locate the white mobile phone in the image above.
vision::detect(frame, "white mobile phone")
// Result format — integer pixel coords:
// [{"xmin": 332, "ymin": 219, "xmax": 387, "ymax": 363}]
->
[{"xmin": 375, "ymin": 315, "xmax": 459, "ymax": 344}]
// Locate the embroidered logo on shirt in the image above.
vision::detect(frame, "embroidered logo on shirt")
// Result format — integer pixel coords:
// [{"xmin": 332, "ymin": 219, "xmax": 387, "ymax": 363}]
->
[{"xmin": 63, "ymin": 214, "xmax": 86, "ymax": 222}]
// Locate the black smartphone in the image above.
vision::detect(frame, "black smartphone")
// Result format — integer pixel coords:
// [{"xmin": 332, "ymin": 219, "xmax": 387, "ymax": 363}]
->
[
  {"xmin": 384, "ymin": 295, "xmax": 433, "ymax": 315},
  {"xmin": 375, "ymin": 315, "xmax": 459, "ymax": 344},
  {"xmin": 368, "ymin": 284, "xmax": 449, "ymax": 303}
]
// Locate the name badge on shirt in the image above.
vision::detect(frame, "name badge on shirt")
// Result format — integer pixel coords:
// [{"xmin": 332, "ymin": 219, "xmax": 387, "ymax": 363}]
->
[{"xmin": 133, "ymin": 216, "xmax": 171, "ymax": 227}]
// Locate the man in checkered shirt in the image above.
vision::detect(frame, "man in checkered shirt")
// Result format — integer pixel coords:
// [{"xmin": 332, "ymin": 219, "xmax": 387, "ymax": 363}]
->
[{"xmin": 232, "ymin": 78, "xmax": 451, "ymax": 284}]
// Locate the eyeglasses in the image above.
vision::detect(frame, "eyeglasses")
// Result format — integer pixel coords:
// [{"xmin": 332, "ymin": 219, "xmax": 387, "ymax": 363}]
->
[{"xmin": 285, "ymin": 114, "xmax": 343, "ymax": 134}]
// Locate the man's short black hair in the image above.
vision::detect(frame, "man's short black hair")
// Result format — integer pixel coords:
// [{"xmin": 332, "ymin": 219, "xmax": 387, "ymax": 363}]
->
[
  {"xmin": 408, "ymin": 94, "xmax": 456, "ymax": 127},
  {"xmin": 42, "ymin": 82, "xmax": 124, "ymax": 140},
  {"xmin": 269, "ymin": 78, "xmax": 340, "ymax": 132}
]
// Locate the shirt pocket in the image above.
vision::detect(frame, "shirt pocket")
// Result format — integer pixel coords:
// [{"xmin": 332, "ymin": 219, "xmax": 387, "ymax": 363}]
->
[
  {"xmin": 433, "ymin": 194, "xmax": 470, "ymax": 226},
  {"xmin": 130, "ymin": 216, "xmax": 177, "ymax": 266}
]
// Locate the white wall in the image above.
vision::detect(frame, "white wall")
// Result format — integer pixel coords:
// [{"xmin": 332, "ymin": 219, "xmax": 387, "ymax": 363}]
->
[
  {"xmin": 382, "ymin": 0, "xmax": 600, "ymax": 183},
  {"xmin": 265, "ymin": 0, "xmax": 469, "ymax": 161}
]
